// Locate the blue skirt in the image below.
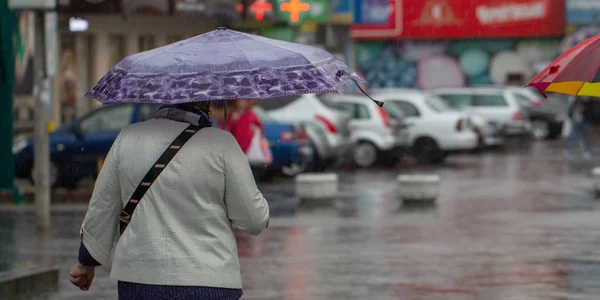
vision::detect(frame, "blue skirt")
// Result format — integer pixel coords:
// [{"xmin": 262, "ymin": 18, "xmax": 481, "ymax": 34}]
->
[{"xmin": 118, "ymin": 281, "xmax": 242, "ymax": 300}]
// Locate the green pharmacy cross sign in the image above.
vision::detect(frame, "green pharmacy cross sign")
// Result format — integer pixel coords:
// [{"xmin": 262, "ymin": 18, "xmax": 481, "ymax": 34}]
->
[{"xmin": 275, "ymin": 0, "xmax": 327, "ymax": 25}]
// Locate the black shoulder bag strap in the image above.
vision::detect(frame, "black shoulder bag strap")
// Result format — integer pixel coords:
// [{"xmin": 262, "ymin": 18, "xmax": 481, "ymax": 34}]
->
[{"xmin": 119, "ymin": 124, "xmax": 200, "ymax": 235}]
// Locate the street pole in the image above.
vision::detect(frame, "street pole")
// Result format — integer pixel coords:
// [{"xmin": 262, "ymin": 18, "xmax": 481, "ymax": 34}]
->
[
  {"xmin": 33, "ymin": 10, "xmax": 51, "ymax": 231},
  {"xmin": 0, "ymin": 1, "xmax": 17, "ymax": 197}
]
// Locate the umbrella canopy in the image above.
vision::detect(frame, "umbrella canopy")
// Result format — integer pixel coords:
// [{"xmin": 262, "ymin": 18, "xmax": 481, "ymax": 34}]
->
[
  {"xmin": 528, "ymin": 34, "xmax": 600, "ymax": 97},
  {"xmin": 86, "ymin": 28, "xmax": 365, "ymax": 105}
]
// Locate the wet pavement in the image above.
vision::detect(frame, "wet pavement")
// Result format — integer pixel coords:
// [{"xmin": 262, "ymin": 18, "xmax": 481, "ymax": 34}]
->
[{"xmin": 3, "ymin": 138, "xmax": 600, "ymax": 299}]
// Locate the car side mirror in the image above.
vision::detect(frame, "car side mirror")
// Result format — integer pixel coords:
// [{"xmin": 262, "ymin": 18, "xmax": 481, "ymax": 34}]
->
[{"xmin": 70, "ymin": 125, "xmax": 83, "ymax": 139}]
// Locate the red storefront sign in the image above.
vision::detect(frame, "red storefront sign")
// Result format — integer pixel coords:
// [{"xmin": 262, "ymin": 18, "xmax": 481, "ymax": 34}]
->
[{"xmin": 350, "ymin": 0, "xmax": 565, "ymax": 40}]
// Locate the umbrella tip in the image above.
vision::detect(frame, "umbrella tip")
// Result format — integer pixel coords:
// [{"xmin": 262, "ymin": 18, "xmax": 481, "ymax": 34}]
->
[{"xmin": 372, "ymin": 100, "xmax": 384, "ymax": 107}]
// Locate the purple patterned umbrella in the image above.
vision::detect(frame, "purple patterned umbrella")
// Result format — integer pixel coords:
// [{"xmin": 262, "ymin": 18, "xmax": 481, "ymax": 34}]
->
[{"xmin": 86, "ymin": 28, "xmax": 374, "ymax": 106}]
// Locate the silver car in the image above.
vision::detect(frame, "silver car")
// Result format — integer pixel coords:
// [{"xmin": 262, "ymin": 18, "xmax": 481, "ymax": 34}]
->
[
  {"xmin": 259, "ymin": 94, "xmax": 354, "ymax": 170},
  {"xmin": 430, "ymin": 87, "xmax": 532, "ymax": 137},
  {"xmin": 325, "ymin": 94, "xmax": 410, "ymax": 167}
]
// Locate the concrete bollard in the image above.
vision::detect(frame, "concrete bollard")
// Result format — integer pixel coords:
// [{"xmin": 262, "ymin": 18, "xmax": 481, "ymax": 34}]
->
[
  {"xmin": 295, "ymin": 173, "xmax": 339, "ymax": 201},
  {"xmin": 592, "ymin": 167, "xmax": 600, "ymax": 196},
  {"xmin": 397, "ymin": 174, "xmax": 440, "ymax": 203},
  {"xmin": 0, "ymin": 265, "xmax": 59, "ymax": 299}
]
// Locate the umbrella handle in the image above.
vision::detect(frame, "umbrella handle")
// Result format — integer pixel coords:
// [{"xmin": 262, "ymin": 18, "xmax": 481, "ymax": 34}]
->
[
  {"xmin": 224, "ymin": 101, "xmax": 229, "ymax": 131},
  {"xmin": 336, "ymin": 70, "xmax": 384, "ymax": 107}
]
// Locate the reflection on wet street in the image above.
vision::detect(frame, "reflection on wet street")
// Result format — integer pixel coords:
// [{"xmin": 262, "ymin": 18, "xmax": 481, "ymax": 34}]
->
[{"xmin": 3, "ymin": 138, "xmax": 600, "ymax": 299}]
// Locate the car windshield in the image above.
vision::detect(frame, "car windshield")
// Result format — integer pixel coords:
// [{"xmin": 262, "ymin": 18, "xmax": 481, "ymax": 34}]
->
[
  {"xmin": 514, "ymin": 93, "xmax": 533, "ymax": 109},
  {"xmin": 425, "ymin": 95, "xmax": 455, "ymax": 113},
  {"xmin": 384, "ymin": 102, "xmax": 405, "ymax": 120},
  {"xmin": 316, "ymin": 94, "xmax": 347, "ymax": 110}
]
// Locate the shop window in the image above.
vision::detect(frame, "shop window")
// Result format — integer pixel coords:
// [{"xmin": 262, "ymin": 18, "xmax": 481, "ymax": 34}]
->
[
  {"xmin": 59, "ymin": 33, "xmax": 77, "ymax": 124},
  {"xmin": 109, "ymin": 35, "xmax": 125, "ymax": 66},
  {"xmin": 168, "ymin": 35, "xmax": 183, "ymax": 44},
  {"xmin": 139, "ymin": 35, "xmax": 156, "ymax": 51}
]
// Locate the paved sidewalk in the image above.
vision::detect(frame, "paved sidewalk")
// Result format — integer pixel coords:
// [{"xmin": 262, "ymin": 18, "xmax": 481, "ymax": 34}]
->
[{"xmin": 3, "ymin": 140, "xmax": 600, "ymax": 299}]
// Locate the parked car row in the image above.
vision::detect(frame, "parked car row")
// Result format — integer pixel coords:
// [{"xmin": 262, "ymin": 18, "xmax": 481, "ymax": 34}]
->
[
  {"xmin": 430, "ymin": 86, "xmax": 565, "ymax": 140},
  {"xmin": 13, "ymin": 103, "xmax": 314, "ymax": 187},
  {"xmin": 12, "ymin": 85, "xmax": 569, "ymax": 187}
]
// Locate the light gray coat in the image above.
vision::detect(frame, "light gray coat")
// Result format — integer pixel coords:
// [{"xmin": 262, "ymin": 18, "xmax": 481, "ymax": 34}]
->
[{"xmin": 80, "ymin": 118, "xmax": 269, "ymax": 288}]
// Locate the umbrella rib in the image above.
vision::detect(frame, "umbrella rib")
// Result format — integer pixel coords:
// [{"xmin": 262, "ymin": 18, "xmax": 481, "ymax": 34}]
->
[
  {"xmin": 126, "ymin": 31, "xmax": 217, "ymax": 74},
  {"xmin": 251, "ymin": 37, "xmax": 317, "ymax": 68},
  {"xmin": 552, "ymin": 40, "xmax": 598, "ymax": 85},
  {"xmin": 128, "ymin": 50, "xmax": 171, "ymax": 75},
  {"xmin": 230, "ymin": 38, "xmax": 260, "ymax": 97}
]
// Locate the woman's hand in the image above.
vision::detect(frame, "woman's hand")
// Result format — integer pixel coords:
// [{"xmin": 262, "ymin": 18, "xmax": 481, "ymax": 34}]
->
[{"xmin": 69, "ymin": 263, "xmax": 96, "ymax": 291}]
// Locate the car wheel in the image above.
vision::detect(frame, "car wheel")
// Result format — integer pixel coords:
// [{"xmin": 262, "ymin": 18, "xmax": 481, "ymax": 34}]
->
[
  {"xmin": 353, "ymin": 142, "xmax": 379, "ymax": 168},
  {"xmin": 531, "ymin": 119, "xmax": 550, "ymax": 140},
  {"xmin": 413, "ymin": 138, "xmax": 445, "ymax": 165},
  {"xmin": 281, "ymin": 163, "xmax": 308, "ymax": 177}
]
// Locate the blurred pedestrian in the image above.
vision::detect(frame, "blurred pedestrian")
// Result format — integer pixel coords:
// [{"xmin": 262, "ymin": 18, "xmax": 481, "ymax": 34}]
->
[
  {"xmin": 69, "ymin": 101, "xmax": 269, "ymax": 299},
  {"xmin": 223, "ymin": 99, "xmax": 262, "ymax": 152},
  {"xmin": 565, "ymin": 96, "xmax": 593, "ymax": 159},
  {"xmin": 222, "ymin": 99, "xmax": 272, "ymax": 178}
]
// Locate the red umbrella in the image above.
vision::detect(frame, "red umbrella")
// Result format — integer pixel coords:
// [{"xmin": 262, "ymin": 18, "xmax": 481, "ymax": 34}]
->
[{"xmin": 528, "ymin": 34, "xmax": 600, "ymax": 97}]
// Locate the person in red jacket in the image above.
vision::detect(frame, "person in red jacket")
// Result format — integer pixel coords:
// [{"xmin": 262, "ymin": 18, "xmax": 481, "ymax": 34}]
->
[
  {"xmin": 220, "ymin": 99, "xmax": 270, "ymax": 179},
  {"xmin": 224, "ymin": 99, "xmax": 263, "ymax": 153}
]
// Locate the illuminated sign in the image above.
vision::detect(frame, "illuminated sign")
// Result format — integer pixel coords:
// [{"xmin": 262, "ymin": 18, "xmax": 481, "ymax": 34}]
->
[
  {"xmin": 280, "ymin": 0, "xmax": 310, "ymax": 23},
  {"xmin": 69, "ymin": 17, "xmax": 89, "ymax": 32},
  {"xmin": 238, "ymin": 0, "xmax": 274, "ymax": 21}
]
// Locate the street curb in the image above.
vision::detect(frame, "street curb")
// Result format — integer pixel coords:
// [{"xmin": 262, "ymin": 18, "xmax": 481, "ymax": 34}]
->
[
  {"xmin": 0, "ymin": 265, "xmax": 60, "ymax": 300},
  {"xmin": 0, "ymin": 204, "xmax": 89, "ymax": 212},
  {"xmin": 0, "ymin": 189, "xmax": 92, "ymax": 205}
]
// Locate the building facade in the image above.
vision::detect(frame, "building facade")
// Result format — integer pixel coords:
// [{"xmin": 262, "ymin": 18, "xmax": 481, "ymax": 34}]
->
[
  {"xmin": 14, "ymin": 0, "xmax": 237, "ymax": 136},
  {"xmin": 349, "ymin": 0, "xmax": 566, "ymax": 90}
]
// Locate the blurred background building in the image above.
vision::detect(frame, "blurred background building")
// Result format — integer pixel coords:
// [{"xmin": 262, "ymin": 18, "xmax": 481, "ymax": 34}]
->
[{"xmin": 14, "ymin": 0, "xmax": 600, "ymax": 137}]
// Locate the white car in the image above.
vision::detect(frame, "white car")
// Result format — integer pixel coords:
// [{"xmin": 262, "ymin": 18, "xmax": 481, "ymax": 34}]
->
[
  {"xmin": 259, "ymin": 94, "xmax": 354, "ymax": 169},
  {"xmin": 430, "ymin": 87, "xmax": 531, "ymax": 137},
  {"xmin": 373, "ymin": 89, "xmax": 479, "ymax": 164},
  {"xmin": 325, "ymin": 94, "xmax": 410, "ymax": 167},
  {"xmin": 469, "ymin": 114, "xmax": 505, "ymax": 148}
]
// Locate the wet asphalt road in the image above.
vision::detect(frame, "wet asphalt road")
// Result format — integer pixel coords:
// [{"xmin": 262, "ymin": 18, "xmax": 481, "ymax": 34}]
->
[{"xmin": 3, "ymin": 137, "xmax": 600, "ymax": 299}]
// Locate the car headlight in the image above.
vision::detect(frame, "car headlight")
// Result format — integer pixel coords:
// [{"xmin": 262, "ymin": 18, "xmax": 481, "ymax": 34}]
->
[{"xmin": 12, "ymin": 139, "xmax": 28, "ymax": 155}]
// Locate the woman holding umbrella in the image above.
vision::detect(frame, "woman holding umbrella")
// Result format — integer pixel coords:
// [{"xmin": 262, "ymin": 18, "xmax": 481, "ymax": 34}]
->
[
  {"xmin": 566, "ymin": 96, "xmax": 594, "ymax": 159},
  {"xmin": 528, "ymin": 33, "xmax": 600, "ymax": 161},
  {"xmin": 68, "ymin": 28, "xmax": 367, "ymax": 299}
]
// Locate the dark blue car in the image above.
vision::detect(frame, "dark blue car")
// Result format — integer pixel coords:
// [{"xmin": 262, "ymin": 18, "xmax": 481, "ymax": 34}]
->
[{"xmin": 13, "ymin": 104, "xmax": 313, "ymax": 187}]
